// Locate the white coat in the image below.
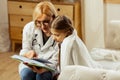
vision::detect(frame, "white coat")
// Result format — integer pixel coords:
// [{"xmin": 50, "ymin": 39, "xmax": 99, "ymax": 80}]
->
[
  {"xmin": 19, "ymin": 21, "xmax": 59, "ymax": 73},
  {"xmin": 60, "ymin": 30, "xmax": 102, "ymax": 70}
]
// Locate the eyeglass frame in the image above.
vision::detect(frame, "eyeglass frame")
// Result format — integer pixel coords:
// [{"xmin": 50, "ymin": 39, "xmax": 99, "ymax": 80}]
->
[
  {"xmin": 34, "ymin": 19, "xmax": 51, "ymax": 27},
  {"xmin": 34, "ymin": 15, "xmax": 56, "ymax": 27}
]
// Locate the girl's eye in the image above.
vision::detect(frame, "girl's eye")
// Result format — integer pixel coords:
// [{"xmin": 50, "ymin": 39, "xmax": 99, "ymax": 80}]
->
[{"xmin": 54, "ymin": 34, "xmax": 59, "ymax": 37}]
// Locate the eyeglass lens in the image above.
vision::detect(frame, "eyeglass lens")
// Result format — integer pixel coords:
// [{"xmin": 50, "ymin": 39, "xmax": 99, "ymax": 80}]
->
[{"xmin": 35, "ymin": 20, "xmax": 50, "ymax": 27}]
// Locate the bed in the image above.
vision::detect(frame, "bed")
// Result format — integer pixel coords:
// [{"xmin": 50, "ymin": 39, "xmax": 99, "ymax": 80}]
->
[{"xmin": 90, "ymin": 20, "xmax": 120, "ymax": 70}]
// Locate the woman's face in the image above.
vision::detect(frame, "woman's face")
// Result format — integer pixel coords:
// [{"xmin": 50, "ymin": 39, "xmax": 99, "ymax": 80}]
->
[
  {"xmin": 35, "ymin": 14, "xmax": 53, "ymax": 36},
  {"xmin": 51, "ymin": 28, "xmax": 68, "ymax": 43}
]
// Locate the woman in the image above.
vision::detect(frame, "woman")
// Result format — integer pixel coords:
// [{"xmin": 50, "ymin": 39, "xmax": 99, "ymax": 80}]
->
[
  {"xmin": 19, "ymin": 1, "xmax": 59, "ymax": 80},
  {"xmin": 50, "ymin": 15, "xmax": 102, "ymax": 71}
]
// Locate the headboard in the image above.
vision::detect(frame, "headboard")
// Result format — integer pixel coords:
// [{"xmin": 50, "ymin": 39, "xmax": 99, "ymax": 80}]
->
[
  {"xmin": 104, "ymin": 0, "xmax": 120, "ymax": 50},
  {"xmin": 105, "ymin": 20, "xmax": 120, "ymax": 50},
  {"xmin": 104, "ymin": 0, "xmax": 120, "ymax": 4}
]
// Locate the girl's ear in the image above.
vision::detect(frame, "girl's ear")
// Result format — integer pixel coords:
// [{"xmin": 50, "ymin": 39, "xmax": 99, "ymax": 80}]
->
[
  {"xmin": 66, "ymin": 29, "xmax": 72, "ymax": 37},
  {"xmin": 52, "ymin": 15, "xmax": 56, "ymax": 19}
]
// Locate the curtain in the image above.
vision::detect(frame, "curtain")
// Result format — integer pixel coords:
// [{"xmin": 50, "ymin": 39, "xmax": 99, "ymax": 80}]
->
[
  {"xmin": 0, "ymin": 0, "xmax": 10, "ymax": 52},
  {"xmin": 82, "ymin": 0, "xmax": 105, "ymax": 51}
]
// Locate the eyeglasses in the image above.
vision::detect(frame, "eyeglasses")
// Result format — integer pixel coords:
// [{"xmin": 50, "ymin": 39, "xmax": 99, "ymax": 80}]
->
[{"xmin": 35, "ymin": 20, "xmax": 51, "ymax": 27}]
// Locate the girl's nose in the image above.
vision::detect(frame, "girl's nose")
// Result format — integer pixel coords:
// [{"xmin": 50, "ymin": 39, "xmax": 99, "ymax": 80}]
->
[{"xmin": 52, "ymin": 35, "xmax": 57, "ymax": 41}]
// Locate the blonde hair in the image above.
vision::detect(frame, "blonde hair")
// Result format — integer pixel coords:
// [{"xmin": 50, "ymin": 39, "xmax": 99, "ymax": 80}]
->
[{"xmin": 33, "ymin": 1, "xmax": 58, "ymax": 21}]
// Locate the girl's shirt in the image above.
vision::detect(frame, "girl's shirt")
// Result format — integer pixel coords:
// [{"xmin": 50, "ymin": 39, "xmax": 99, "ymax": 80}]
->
[{"xmin": 60, "ymin": 30, "xmax": 102, "ymax": 70}]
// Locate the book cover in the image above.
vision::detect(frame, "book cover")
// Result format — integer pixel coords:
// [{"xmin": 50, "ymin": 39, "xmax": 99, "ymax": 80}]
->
[{"xmin": 11, "ymin": 55, "xmax": 55, "ymax": 71}]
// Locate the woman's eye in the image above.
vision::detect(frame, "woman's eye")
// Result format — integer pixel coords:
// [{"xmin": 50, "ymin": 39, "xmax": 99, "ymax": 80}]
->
[
  {"xmin": 43, "ymin": 20, "xmax": 50, "ymax": 26},
  {"xmin": 43, "ymin": 20, "xmax": 50, "ymax": 24}
]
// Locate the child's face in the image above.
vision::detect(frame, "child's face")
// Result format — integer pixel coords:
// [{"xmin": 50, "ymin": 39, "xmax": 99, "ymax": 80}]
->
[{"xmin": 51, "ymin": 28, "xmax": 68, "ymax": 43}]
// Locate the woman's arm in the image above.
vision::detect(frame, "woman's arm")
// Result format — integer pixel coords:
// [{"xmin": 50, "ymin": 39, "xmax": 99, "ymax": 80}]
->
[{"xmin": 20, "ymin": 22, "xmax": 35, "ymax": 56}]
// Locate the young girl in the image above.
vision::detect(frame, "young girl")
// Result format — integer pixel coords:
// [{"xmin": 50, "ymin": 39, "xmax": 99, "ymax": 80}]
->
[{"xmin": 50, "ymin": 15, "xmax": 102, "ymax": 71}]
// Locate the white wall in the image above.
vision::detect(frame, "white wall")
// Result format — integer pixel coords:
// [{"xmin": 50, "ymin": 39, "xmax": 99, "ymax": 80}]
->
[
  {"xmin": 82, "ymin": 0, "xmax": 105, "ymax": 51},
  {"xmin": 0, "ymin": 0, "xmax": 10, "ymax": 52}
]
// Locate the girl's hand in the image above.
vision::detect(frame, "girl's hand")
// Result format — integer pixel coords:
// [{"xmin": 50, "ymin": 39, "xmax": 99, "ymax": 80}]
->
[{"xmin": 23, "ymin": 50, "xmax": 37, "ymax": 59}]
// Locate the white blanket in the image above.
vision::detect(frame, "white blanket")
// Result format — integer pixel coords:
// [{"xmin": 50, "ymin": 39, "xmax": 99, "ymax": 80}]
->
[
  {"xmin": 90, "ymin": 48, "xmax": 120, "ymax": 70},
  {"xmin": 90, "ymin": 48, "xmax": 120, "ymax": 61}
]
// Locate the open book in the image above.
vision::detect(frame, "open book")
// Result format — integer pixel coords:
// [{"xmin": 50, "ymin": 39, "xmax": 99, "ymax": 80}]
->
[{"xmin": 11, "ymin": 55, "xmax": 55, "ymax": 71}]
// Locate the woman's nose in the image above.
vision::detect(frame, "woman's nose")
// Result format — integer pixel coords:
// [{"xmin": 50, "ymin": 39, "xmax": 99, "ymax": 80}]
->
[{"xmin": 40, "ymin": 23, "xmax": 44, "ymax": 28}]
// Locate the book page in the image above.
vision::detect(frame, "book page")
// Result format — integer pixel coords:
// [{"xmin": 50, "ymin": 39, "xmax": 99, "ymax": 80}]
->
[{"xmin": 11, "ymin": 55, "xmax": 55, "ymax": 71}]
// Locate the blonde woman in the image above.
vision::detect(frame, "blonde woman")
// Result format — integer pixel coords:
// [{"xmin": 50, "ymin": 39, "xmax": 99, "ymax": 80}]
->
[{"xmin": 19, "ymin": 1, "xmax": 59, "ymax": 80}]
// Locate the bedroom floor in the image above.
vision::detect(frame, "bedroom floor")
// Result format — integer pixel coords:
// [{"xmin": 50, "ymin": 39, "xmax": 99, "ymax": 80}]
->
[{"xmin": 0, "ymin": 52, "xmax": 20, "ymax": 80}]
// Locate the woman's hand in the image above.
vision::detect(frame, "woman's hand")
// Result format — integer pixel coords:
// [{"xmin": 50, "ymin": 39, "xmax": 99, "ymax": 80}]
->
[
  {"xmin": 23, "ymin": 50, "xmax": 48, "ymax": 74},
  {"xmin": 24, "ymin": 63, "xmax": 48, "ymax": 74},
  {"xmin": 23, "ymin": 50, "xmax": 47, "ymax": 74},
  {"xmin": 31, "ymin": 66, "xmax": 48, "ymax": 74},
  {"xmin": 23, "ymin": 50, "xmax": 37, "ymax": 59}
]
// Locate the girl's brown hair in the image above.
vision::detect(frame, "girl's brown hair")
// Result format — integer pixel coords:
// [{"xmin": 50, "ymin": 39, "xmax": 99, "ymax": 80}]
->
[{"xmin": 51, "ymin": 15, "xmax": 74, "ymax": 33}]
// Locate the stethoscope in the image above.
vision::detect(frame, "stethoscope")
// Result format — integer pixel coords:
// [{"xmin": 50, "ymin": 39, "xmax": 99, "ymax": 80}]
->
[
  {"xmin": 32, "ymin": 33, "xmax": 55, "ymax": 49},
  {"xmin": 32, "ymin": 34, "xmax": 38, "ymax": 46},
  {"xmin": 31, "ymin": 33, "xmax": 57, "ymax": 60}
]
